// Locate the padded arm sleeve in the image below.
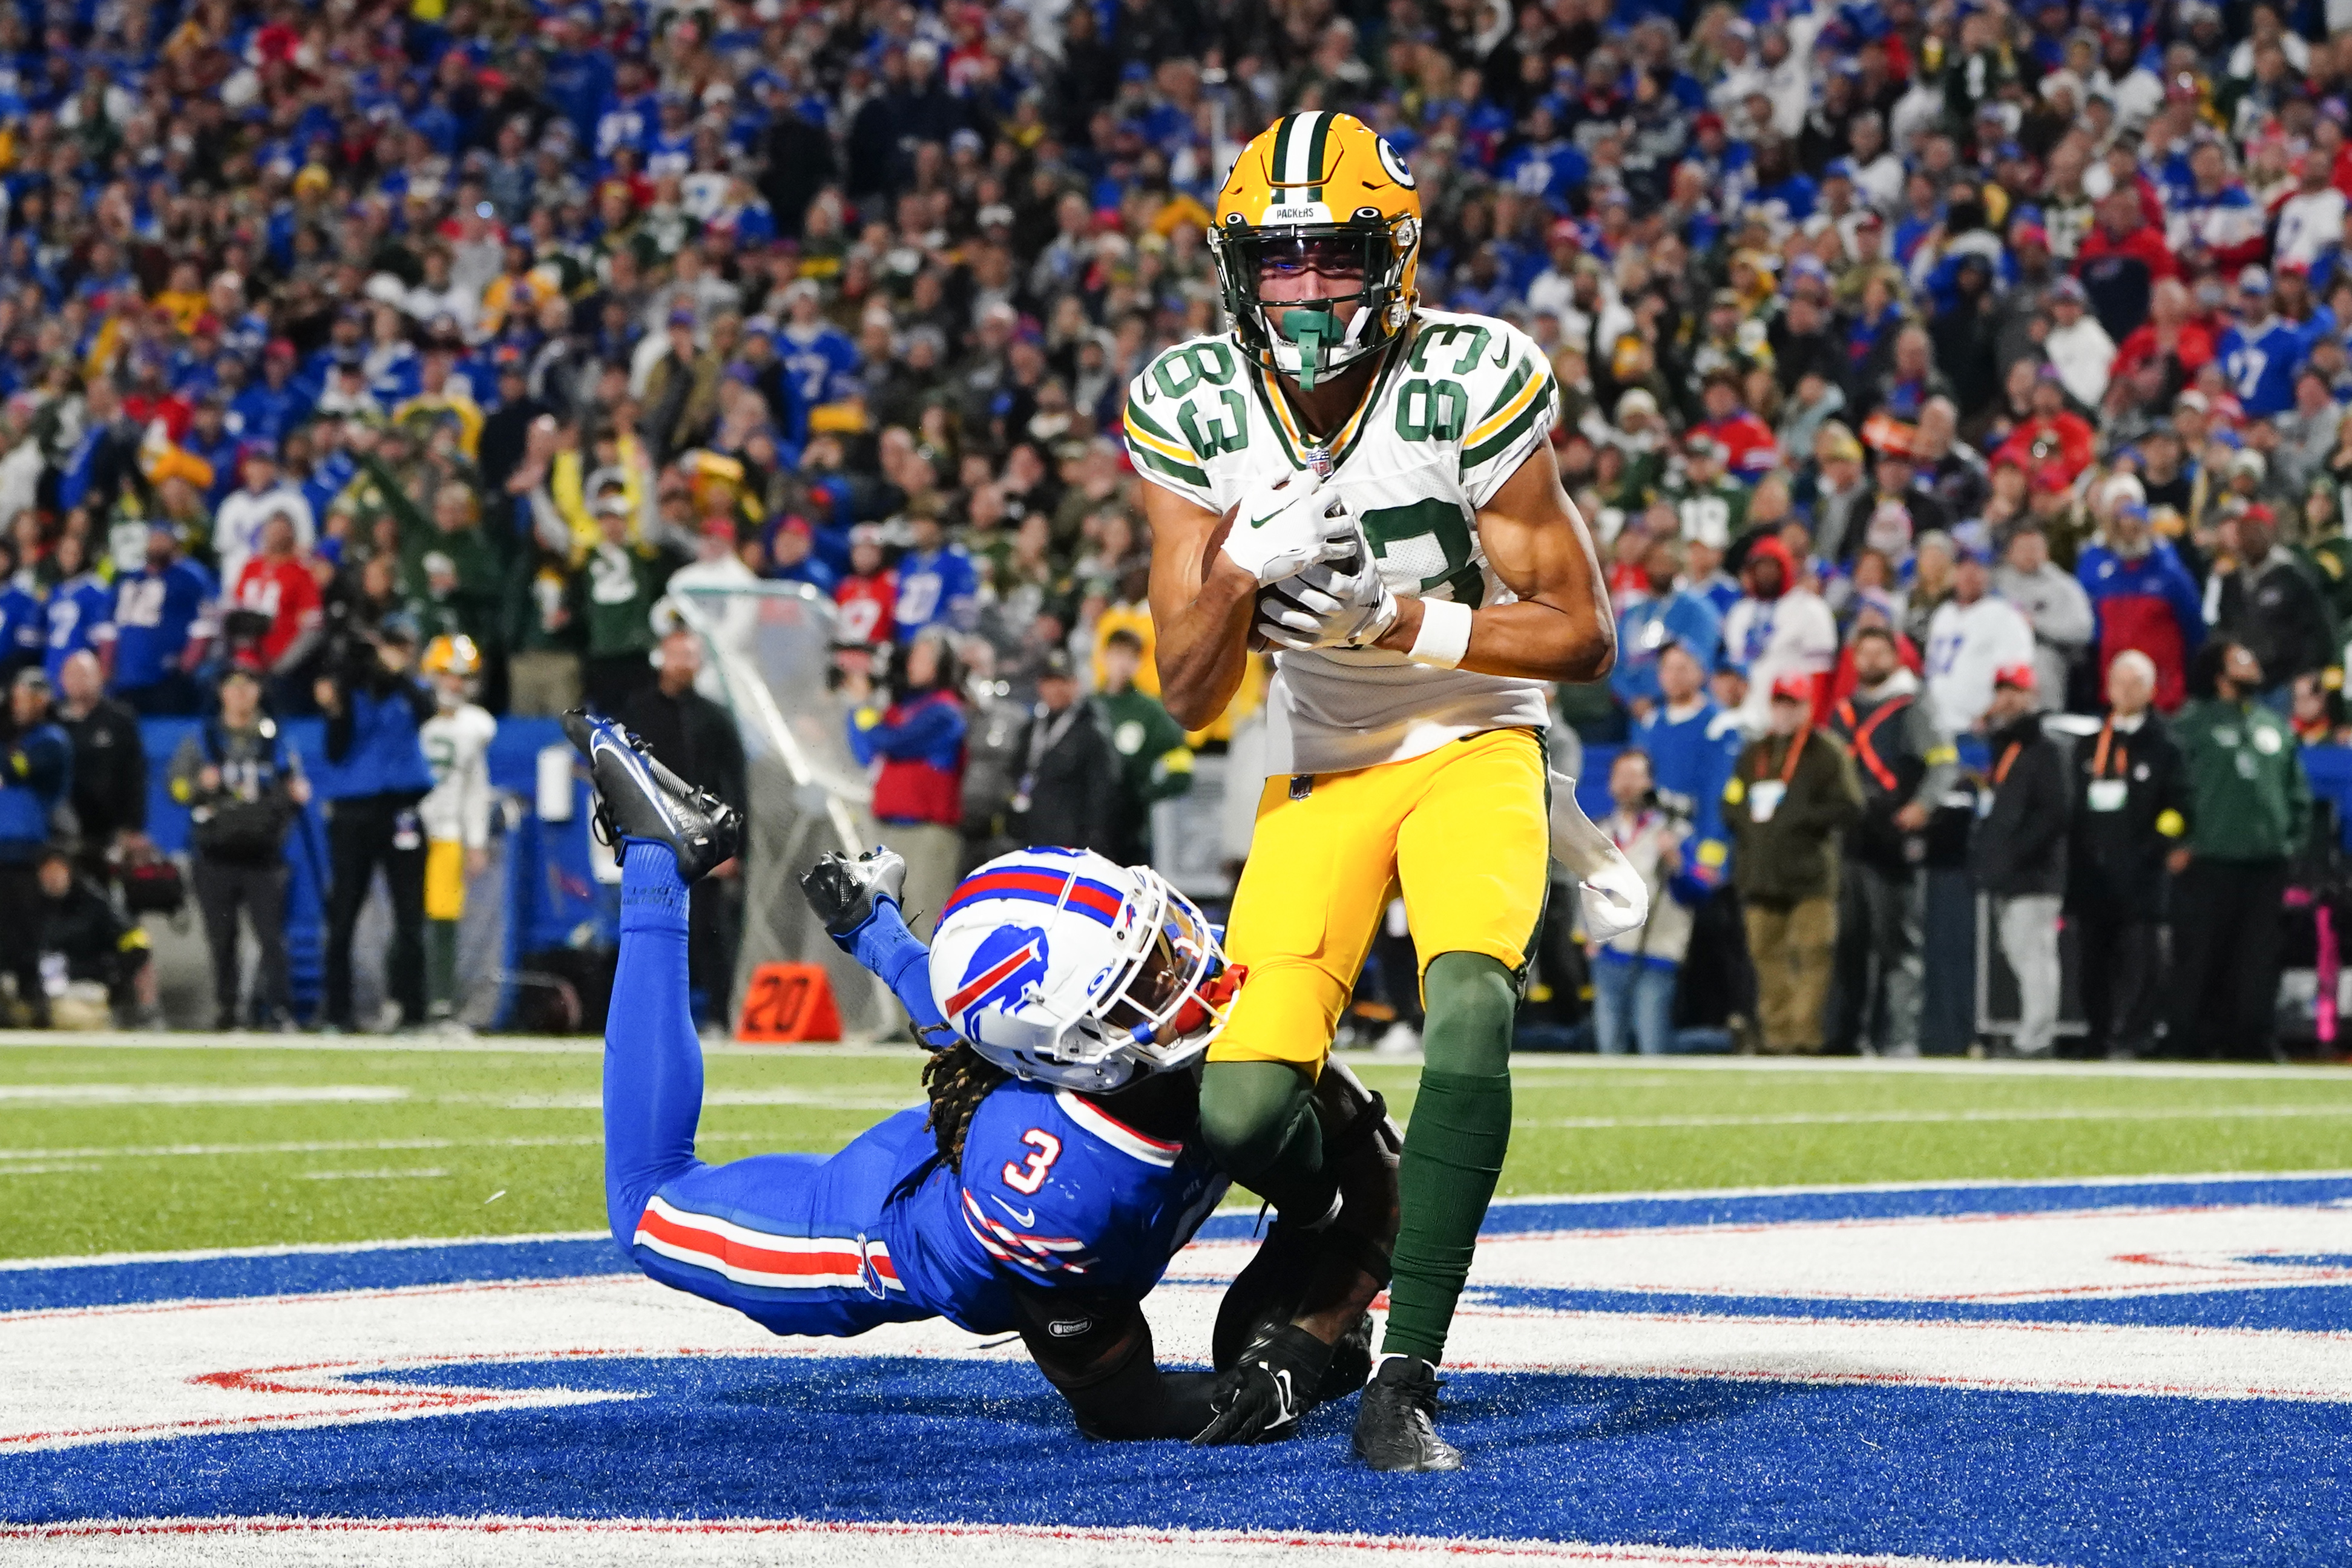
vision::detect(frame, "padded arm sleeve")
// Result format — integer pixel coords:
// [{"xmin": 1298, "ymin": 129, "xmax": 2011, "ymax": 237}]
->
[{"xmin": 1011, "ymin": 1285, "xmax": 1217, "ymax": 1442}]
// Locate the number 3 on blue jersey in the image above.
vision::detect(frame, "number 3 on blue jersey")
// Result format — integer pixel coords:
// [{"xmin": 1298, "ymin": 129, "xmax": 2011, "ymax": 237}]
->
[{"xmin": 1002, "ymin": 1129, "xmax": 1062, "ymax": 1195}]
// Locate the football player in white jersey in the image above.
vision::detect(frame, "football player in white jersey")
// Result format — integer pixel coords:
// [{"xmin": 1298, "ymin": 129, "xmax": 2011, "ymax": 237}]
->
[
  {"xmin": 1130, "ymin": 110, "xmax": 1615, "ymax": 1470},
  {"xmin": 418, "ymin": 635, "xmax": 498, "ymax": 1028}
]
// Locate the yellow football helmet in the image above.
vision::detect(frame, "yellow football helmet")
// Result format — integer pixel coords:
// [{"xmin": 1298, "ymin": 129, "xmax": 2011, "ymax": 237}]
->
[
  {"xmin": 1209, "ymin": 111, "xmax": 1422, "ymax": 391},
  {"xmin": 421, "ymin": 634, "xmax": 481, "ymax": 680}
]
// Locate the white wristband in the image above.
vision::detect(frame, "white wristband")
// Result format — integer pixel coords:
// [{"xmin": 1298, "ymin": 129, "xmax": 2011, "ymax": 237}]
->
[{"xmin": 1405, "ymin": 597, "xmax": 1474, "ymax": 669}]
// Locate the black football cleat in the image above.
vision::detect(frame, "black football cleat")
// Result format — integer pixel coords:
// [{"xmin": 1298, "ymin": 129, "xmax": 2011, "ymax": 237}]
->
[
  {"xmin": 563, "ymin": 709, "xmax": 742, "ymax": 882},
  {"xmin": 1352, "ymin": 1354, "xmax": 1464, "ymax": 1472},
  {"xmin": 1319, "ymin": 1309, "xmax": 1376, "ymax": 1404}
]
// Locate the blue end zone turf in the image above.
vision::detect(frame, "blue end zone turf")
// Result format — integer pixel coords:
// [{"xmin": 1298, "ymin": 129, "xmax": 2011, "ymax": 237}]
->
[{"xmin": 9, "ymin": 1174, "xmax": 2352, "ymax": 1565}]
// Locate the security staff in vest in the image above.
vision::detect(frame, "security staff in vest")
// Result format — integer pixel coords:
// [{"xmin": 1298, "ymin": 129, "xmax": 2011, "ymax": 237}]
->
[
  {"xmin": 2066, "ymin": 650, "xmax": 2189, "ymax": 1061},
  {"xmin": 1824, "ymin": 625, "xmax": 1959, "ymax": 1057},
  {"xmin": 0, "ymin": 668, "xmax": 73, "ymax": 1023},
  {"xmin": 312, "ymin": 615, "xmax": 437, "ymax": 1032},
  {"xmin": 2166, "ymin": 638, "xmax": 2311, "ymax": 1060}
]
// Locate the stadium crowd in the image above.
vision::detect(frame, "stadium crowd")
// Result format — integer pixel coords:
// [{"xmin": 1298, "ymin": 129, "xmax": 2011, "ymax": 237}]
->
[{"xmin": 0, "ymin": 0, "xmax": 2346, "ymax": 1057}]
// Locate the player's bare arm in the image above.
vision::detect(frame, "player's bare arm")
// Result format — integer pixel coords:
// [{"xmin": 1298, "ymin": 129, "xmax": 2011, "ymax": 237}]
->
[
  {"xmin": 1368, "ymin": 439, "xmax": 1615, "ymax": 683},
  {"xmin": 1144, "ymin": 482, "xmax": 1260, "ymax": 732}
]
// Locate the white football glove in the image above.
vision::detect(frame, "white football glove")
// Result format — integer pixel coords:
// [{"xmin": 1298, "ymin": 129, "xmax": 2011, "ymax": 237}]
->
[
  {"xmin": 1549, "ymin": 771, "xmax": 1652, "ymax": 943},
  {"xmin": 1219, "ymin": 471, "xmax": 1358, "ymax": 586},
  {"xmin": 1254, "ymin": 533, "xmax": 1401, "ymax": 651}
]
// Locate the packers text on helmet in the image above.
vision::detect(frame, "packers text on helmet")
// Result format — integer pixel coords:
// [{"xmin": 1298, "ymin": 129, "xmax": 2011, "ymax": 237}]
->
[{"xmin": 1209, "ymin": 111, "xmax": 1422, "ymax": 393}]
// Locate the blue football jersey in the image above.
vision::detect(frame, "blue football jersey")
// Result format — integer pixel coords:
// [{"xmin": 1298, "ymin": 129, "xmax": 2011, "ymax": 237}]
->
[
  {"xmin": 892, "ymin": 545, "xmax": 978, "ymax": 636},
  {"xmin": 884, "ymin": 1080, "xmax": 1227, "ymax": 1333},
  {"xmin": 2218, "ymin": 318, "xmax": 2305, "ymax": 418},
  {"xmin": 108, "ymin": 558, "xmax": 215, "ymax": 691},
  {"xmin": 43, "ymin": 572, "xmax": 113, "ymax": 683},
  {"xmin": 0, "ymin": 580, "xmax": 42, "ymax": 669}
]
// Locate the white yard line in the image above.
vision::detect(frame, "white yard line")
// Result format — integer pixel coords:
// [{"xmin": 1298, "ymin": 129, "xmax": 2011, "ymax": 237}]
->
[
  {"xmin": 0, "ymin": 1085, "xmax": 409, "ymax": 1105},
  {"xmin": 0, "ymin": 1518, "xmax": 2043, "ymax": 1568},
  {"xmin": 0, "ymin": 1130, "xmax": 795, "ymax": 1165},
  {"xmin": 1542, "ymin": 1104, "xmax": 2352, "ymax": 1130},
  {"xmin": 295, "ymin": 1170, "xmax": 452, "ymax": 1182},
  {"xmin": 0, "ymin": 1029, "xmax": 2346, "ymax": 1078}
]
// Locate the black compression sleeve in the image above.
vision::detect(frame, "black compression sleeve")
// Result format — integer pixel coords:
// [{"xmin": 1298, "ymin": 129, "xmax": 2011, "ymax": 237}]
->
[{"xmin": 1010, "ymin": 1287, "xmax": 1219, "ymax": 1441}]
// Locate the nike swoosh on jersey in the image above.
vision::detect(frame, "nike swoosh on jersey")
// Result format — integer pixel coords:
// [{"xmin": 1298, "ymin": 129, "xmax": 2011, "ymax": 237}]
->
[{"xmin": 991, "ymin": 1196, "xmax": 1039, "ymax": 1227}]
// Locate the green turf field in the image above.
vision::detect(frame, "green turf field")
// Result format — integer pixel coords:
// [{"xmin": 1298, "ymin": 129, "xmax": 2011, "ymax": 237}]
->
[{"xmin": 3, "ymin": 1034, "xmax": 2350, "ymax": 1260}]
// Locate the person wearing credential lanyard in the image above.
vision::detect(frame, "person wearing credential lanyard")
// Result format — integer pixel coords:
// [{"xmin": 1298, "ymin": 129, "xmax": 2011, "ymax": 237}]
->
[
  {"xmin": 2066, "ymin": 651, "xmax": 2190, "ymax": 1061},
  {"xmin": 1007, "ymin": 649, "xmax": 1117, "ymax": 859},
  {"xmin": 1726, "ymin": 672, "xmax": 1864, "ymax": 1054},
  {"xmin": 1971, "ymin": 664, "xmax": 2070, "ymax": 1060}
]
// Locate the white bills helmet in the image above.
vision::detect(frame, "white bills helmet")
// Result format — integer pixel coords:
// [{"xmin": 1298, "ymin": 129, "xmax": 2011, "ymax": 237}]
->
[{"xmin": 927, "ymin": 848, "xmax": 1240, "ymax": 1092}]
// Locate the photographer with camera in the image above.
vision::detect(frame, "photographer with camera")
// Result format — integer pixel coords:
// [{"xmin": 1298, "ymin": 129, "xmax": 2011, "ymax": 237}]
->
[
  {"xmin": 170, "ymin": 663, "xmax": 311, "ymax": 1029},
  {"xmin": 1590, "ymin": 750, "xmax": 1717, "ymax": 1055},
  {"xmin": 312, "ymin": 615, "xmax": 436, "ymax": 1032}
]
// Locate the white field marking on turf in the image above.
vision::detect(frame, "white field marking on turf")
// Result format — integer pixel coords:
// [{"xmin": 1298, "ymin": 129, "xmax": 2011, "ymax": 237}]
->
[
  {"xmin": 1540, "ymin": 1104, "xmax": 2352, "ymax": 1130},
  {"xmin": 12, "ymin": 1199, "xmax": 2352, "ymax": 1454},
  {"xmin": 3, "ymin": 1028, "xmax": 2348, "ymax": 1079},
  {"xmin": 0, "ymin": 1130, "xmax": 792, "ymax": 1164},
  {"xmin": 483, "ymin": 1090, "xmax": 921, "ymax": 1110},
  {"xmin": 0, "ymin": 1163, "xmax": 101, "ymax": 1176},
  {"xmin": 295, "ymin": 1169, "xmax": 451, "ymax": 1182},
  {"xmin": 0, "ymin": 1084, "xmax": 410, "ymax": 1105},
  {"xmin": 0, "ymin": 1230, "xmax": 609, "ymax": 1272},
  {"xmin": 0, "ymin": 1518, "xmax": 2044, "ymax": 1568}
]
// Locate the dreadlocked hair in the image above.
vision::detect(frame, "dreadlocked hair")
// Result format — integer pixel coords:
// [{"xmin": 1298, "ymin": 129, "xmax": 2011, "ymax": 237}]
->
[{"xmin": 921, "ymin": 1041, "xmax": 1010, "ymax": 1166}]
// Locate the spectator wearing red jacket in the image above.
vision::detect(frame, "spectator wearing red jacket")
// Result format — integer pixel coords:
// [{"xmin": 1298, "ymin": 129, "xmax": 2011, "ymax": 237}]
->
[
  {"xmin": 2077, "ymin": 187, "xmax": 2181, "ymax": 341},
  {"xmin": 832, "ymin": 523, "xmax": 896, "ymax": 648},
  {"xmin": 2110, "ymin": 278, "xmax": 2215, "ymax": 390},
  {"xmin": 227, "ymin": 515, "xmax": 323, "ymax": 680},
  {"xmin": 1991, "ymin": 369, "xmax": 2098, "ymax": 482},
  {"xmin": 1697, "ymin": 367, "xmax": 1779, "ymax": 481},
  {"xmin": 2075, "ymin": 499, "xmax": 2205, "ymax": 711}
]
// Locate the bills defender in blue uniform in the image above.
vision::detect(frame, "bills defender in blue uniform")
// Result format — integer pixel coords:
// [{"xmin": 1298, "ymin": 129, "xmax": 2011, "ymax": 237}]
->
[{"xmin": 569, "ymin": 712, "xmax": 1396, "ymax": 1443}]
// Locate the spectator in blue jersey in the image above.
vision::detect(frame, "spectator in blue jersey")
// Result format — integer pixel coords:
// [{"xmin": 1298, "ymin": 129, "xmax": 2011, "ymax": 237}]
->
[
  {"xmin": 41, "ymin": 535, "xmax": 112, "ymax": 688},
  {"xmin": 312, "ymin": 618, "xmax": 437, "ymax": 1033},
  {"xmin": 106, "ymin": 524, "xmax": 217, "ymax": 718},
  {"xmin": 0, "ymin": 668, "xmax": 71, "ymax": 1025},
  {"xmin": 891, "ymin": 507, "xmax": 979, "ymax": 642},
  {"xmin": 0, "ymin": 543, "xmax": 43, "ymax": 684},
  {"xmin": 766, "ymin": 518, "xmax": 840, "ymax": 594},
  {"xmin": 775, "ymin": 281, "xmax": 860, "ymax": 445},
  {"xmin": 2216, "ymin": 268, "xmax": 2304, "ymax": 419},
  {"xmin": 2078, "ymin": 497, "xmax": 2204, "ymax": 711},
  {"xmin": 1632, "ymin": 640, "xmax": 1743, "ymax": 897},
  {"xmin": 1613, "ymin": 536, "xmax": 1725, "ymax": 721},
  {"xmin": 844, "ymin": 626, "xmax": 967, "ymax": 939},
  {"xmin": 55, "ymin": 376, "xmax": 145, "ymax": 516},
  {"xmin": 231, "ymin": 341, "xmax": 314, "ymax": 451}
]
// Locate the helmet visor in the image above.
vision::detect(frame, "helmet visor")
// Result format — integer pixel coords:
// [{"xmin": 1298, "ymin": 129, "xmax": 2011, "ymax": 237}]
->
[
  {"xmin": 1222, "ymin": 226, "xmax": 1393, "ymax": 309},
  {"xmin": 1098, "ymin": 876, "xmax": 1226, "ymax": 1057}
]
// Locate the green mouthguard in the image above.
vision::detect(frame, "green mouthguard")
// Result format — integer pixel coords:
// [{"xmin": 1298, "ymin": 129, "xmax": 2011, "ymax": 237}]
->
[{"xmin": 1281, "ymin": 309, "xmax": 1345, "ymax": 392}]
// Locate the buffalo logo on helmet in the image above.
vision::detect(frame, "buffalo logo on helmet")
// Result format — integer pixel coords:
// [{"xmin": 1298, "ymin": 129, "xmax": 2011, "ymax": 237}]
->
[{"xmin": 945, "ymin": 925, "xmax": 1052, "ymax": 1037}]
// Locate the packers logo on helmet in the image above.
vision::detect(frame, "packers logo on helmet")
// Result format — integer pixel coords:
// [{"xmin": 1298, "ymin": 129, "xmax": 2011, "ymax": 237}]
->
[{"xmin": 1209, "ymin": 111, "xmax": 1422, "ymax": 392}]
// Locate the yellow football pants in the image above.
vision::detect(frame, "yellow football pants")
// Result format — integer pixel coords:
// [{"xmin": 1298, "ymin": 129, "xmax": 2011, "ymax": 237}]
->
[
  {"xmin": 424, "ymin": 839, "xmax": 468, "ymax": 922},
  {"xmin": 1210, "ymin": 727, "xmax": 1551, "ymax": 1071}
]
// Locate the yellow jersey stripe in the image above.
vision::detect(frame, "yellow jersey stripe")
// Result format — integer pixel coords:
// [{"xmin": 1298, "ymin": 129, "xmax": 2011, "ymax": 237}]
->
[
  {"xmin": 1122, "ymin": 412, "xmax": 1197, "ymax": 466},
  {"xmin": 1463, "ymin": 364, "xmax": 1546, "ymax": 447}
]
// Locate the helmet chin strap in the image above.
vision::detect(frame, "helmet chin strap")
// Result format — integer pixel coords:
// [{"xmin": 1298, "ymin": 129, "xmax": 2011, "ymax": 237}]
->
[{"xmin": 1281, "ymin": 305, "xmax": 1345, "ymax": 392}]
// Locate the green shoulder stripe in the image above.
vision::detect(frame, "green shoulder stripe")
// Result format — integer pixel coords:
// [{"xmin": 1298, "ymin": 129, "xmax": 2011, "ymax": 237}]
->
[
  {"xmin": 1479, "ymin": 359, "xmax": 1534, "ymax": 424},
  {"xmin": 1124, "ymin": 398, "xmax": 1187, "ymax": 448},
  {"xmin": 1127, "ymin": 438, "xmax": 1210, "ymax": 488},
  {"xmin": 1462, "ymin": 374, "xmax": 1556, "ymax": 468}
]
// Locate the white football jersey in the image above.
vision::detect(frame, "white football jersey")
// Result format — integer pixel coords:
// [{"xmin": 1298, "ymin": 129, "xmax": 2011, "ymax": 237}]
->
[
  {"xmin": 1124, "ymin": 309, "xmax": 1559, "ymax": 776},
  {"xmin": 418, "ymin": 703, "xmax": 498, "ymax": 848}
]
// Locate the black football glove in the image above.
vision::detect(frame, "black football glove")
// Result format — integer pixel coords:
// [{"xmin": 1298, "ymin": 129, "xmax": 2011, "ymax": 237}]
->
[
  {"xmin": 798, "ymin": 847, "xmax": 910, "ymax": 939},
  {"xmin": 1192, "ymin": 1324, "xmax": 1332, "ymax": 1446}
]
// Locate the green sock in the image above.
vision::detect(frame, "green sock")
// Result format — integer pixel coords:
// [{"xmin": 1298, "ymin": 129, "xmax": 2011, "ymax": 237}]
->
[
  {"xmin": 1198, "ymin": 1060, "xmax": 1333, "ymax": 1222},
  {"xmin": 425, "ymin": 920, "xmax": 459, "ymax": 1020},
  {"xmin": 1382, "ymin": 953, "xmax": 1515, "ymax": 1365}
]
